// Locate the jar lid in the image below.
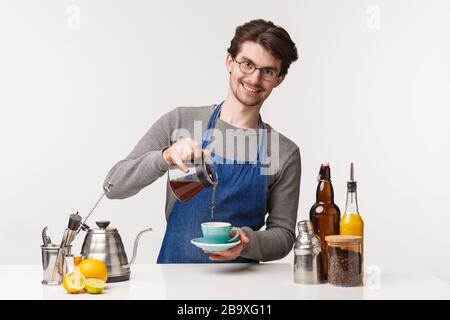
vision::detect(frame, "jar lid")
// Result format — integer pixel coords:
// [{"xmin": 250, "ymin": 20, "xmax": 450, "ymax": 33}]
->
[{"xmin": 325, "ymin": 235, "xmax": 363, "ymax": 245}]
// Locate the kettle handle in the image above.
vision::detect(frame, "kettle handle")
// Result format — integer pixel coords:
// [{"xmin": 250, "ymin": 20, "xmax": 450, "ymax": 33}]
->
[{"xmin": 127, "ymin": 228, "xmax": 153, "ymax": 267}]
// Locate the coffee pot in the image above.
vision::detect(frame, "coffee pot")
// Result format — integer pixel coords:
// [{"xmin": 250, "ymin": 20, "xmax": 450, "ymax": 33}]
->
[
  {"xmin": 80, "ymin": 220, "xmax": 152, "ymax": 283},
  {"xmin": 168, "ymin": 151, "xmax": 217, "ymax": 202}
]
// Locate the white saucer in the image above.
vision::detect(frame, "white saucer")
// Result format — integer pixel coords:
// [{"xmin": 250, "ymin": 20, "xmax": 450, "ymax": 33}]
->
[{"xmin": 190, "ymin": 237, "xmax": 241, "ymax": 252}]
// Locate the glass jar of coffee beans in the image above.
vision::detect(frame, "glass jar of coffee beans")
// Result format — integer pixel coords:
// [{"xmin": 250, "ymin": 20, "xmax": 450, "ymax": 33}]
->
[{"xmin": 325, "ymin": 235, "xmax": 364, "ymax": 287}]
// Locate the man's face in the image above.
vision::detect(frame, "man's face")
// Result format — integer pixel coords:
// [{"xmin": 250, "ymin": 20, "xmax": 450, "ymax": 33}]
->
[{"xmin": 226, "ymin": 41, "xmax": 285, "ymax": 107}]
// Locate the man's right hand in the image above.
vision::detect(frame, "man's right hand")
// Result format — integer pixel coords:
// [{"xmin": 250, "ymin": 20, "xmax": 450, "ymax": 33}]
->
[{"xmin": 162, "ymin": 138, "xmax": 203, "ymax": 173}]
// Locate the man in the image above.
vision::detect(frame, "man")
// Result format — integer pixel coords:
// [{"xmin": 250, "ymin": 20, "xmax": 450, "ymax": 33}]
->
[{"xmin": 104, "ymin": 19, "xmax": 301, "ymax": 263}]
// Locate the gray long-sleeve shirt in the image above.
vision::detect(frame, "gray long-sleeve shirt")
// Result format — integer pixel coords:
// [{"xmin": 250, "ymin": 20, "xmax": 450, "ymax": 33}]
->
[{"xmin": 104, "ymin": 104, "xmax": 301, "ymax": 262}]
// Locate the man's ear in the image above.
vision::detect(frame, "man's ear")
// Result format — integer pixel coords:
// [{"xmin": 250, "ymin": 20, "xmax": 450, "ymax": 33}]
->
[
  {"xmin": 273, "ymin": 74, "xmax": 285, "ymax": 88},
  {"xmin": 226, "ymin": 54, "xmax": 233, "ymax": 74}
]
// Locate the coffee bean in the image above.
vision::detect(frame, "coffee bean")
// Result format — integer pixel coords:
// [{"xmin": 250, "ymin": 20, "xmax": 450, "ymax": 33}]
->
[{"xmin": 328, "ymin": 247, "xmax": 363, "ymax": 287}]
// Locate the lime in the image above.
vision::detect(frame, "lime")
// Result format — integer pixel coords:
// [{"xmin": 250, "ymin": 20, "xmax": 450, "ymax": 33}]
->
[{"xmin": 84, "ymin": 278, "xmax": 106, "ymax": 294}]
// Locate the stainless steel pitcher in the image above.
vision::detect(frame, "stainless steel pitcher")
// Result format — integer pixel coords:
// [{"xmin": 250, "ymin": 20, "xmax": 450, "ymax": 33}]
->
[
  {"xmin": 80, "ymin": 220, "xmax": 152, "ymax": 282},
  {"xmin": 41, "ymin": 244, "xmax": 72, "ymax": 285}
]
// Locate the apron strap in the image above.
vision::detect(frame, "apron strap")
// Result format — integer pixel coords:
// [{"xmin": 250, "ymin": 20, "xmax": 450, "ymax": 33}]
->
[
  {"xmin": 202, "ymin": 101, "xmax": 266, "ymax": 163},
  {"xmin": 201, "ymin": 102, "xmax": 223, "ymax": 149}
]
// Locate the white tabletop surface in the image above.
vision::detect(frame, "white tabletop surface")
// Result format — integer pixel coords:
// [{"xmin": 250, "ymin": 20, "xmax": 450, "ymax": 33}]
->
[{"xmin": 1, "ymin": 263, "xmax": 449, "ymax": 300}]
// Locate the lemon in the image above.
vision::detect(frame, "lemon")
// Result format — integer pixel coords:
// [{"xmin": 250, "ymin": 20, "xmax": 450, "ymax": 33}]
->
[
  {"xmin": 84, "ymin": 278, "xmax": 106, "ymax": 294},
  {"xmin": 62, "ymin": 271, "xmax": 86, "ymax": 294}
]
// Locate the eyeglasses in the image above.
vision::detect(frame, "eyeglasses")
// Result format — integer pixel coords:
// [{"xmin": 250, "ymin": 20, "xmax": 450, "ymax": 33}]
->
[{"xmin": 233, "ymin": 59, "xmax": 280, "ymax": 81}]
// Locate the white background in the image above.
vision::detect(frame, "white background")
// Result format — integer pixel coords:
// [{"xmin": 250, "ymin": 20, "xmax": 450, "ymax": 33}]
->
[{"xmin": 1, "ymin": 0, "xmax": 449, "ymax": 283}]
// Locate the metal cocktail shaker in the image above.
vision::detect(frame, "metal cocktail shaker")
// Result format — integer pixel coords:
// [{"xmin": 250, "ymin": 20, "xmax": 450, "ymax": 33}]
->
[{"xmin": 293, "ymin": 220, "xmax": 325, "ymax": 284}]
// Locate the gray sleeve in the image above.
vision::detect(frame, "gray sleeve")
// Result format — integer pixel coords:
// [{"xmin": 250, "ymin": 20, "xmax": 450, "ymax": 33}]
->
[
  {"xmin": 240, "ymin": 147, "xmax": 301, "ymax": 262},
  {"xmin": 103, "ymin": 108, "xmax": 179, "ymax": 199}
]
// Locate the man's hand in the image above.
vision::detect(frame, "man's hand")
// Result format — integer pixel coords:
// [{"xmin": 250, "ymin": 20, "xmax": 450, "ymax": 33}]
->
[
  {"xmin": 163, "ymin": 138, "xmax": 203, "ymax": 172},
  {"xmin": 204, "ymin": 228, "xmax": 250, "ymax": 261}
]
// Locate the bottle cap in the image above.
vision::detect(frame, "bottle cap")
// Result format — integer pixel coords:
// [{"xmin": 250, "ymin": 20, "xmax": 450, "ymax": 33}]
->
[
  {"xmin": 347, "ymin": 162, "xmax": 357, "ymax": 192},
  {"xmin": 317, "ymin": 162, "xmax": 331, "ymax": 181}
]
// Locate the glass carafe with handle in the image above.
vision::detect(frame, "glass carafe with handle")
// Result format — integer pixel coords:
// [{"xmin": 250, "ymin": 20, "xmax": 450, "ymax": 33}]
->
[{"xmin": 168, "ymin": 151, "xmax": 217, "ymax": 202}]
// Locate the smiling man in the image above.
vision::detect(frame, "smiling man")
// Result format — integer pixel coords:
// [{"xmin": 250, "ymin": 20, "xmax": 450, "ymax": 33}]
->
[{"xmin": 104, "ymin": 19, "xmax": 301, "ymax": 263}]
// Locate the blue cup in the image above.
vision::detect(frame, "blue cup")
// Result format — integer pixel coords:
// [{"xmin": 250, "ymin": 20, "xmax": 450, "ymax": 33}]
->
[{"xmin": 201, "ymin": 222, "xmax": 240, "ymax": 244}]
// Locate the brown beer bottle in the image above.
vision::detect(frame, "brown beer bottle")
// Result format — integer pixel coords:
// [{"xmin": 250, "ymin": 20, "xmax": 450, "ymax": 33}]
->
[{"xmin": 309, "ymin": 162, "xmax": 341, "ymax": 280}]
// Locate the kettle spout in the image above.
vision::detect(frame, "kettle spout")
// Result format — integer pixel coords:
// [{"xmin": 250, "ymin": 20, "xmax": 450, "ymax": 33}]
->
[{"xmin": 126, "ymin": 228, "xmax": 153, "ymax": 267}]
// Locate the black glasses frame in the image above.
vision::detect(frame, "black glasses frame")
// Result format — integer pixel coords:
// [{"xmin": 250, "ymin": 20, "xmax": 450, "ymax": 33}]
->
[{"xmin": 233, "ymin": 59, "xmax": 280, "ymax": 81}]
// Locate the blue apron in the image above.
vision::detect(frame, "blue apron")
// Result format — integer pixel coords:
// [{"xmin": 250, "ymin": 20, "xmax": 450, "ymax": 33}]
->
[{"xmin": 157, "ymin": 102, "xmax": 268, "ymax": 263}]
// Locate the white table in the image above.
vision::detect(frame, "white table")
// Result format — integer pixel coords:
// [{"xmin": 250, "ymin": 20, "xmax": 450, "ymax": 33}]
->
[{"xmin": 1, "ymin": 263, "xmax": 449, "ymax": 300}]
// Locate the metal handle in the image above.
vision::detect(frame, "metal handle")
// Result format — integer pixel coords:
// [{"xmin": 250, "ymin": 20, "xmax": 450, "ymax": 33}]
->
[{"xmin": 75, "ymin": 181, "xmax": 114, "ymax": 236}]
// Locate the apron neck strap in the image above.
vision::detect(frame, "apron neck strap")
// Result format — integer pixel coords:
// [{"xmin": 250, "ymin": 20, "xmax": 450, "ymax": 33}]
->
[{"xmin": 202, "ymin": 101, "xmax": 266, "ymax": 162}]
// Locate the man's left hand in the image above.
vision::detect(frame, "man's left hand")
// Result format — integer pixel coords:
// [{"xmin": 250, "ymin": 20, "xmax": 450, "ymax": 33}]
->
[{"xmin": 204, "ymin": 228, "xmax": 250, "ymax": 261}]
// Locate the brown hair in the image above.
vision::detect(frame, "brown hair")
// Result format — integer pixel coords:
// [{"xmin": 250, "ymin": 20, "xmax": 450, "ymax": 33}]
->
[{"xmin": 227, "ymin": 19, "xmax": 298, "ymax": 76}]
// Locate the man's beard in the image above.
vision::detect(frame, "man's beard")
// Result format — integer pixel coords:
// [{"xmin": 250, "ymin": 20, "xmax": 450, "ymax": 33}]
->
[
  {"xmin": 236, "ymin": 93, "xmax": 262, "ymax": 107},
  {"xmin": 232, "ymin": 79, "xmax": 265, "ymax": 107}
]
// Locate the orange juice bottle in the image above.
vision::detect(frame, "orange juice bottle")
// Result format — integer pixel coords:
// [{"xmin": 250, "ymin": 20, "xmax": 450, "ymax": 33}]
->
[{"xmin": 340, "ymin": 163, "xmax": 364, "ymax": 237}]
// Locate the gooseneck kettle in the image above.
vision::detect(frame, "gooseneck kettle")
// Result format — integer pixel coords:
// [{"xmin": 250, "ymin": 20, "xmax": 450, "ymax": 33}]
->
[{"xmin": 80, "ymin": 220, "xmax": 152, "ymax": 283}]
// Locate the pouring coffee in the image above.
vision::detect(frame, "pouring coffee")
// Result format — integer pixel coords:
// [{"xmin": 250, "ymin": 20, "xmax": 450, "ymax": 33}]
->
[
  {"xmin": 80, "ymin": 220, "xmax": 152, "ymax": 282},
  {"xmin": 168, "ymin": 151, "xmax": 217, "ymax": 202}
]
